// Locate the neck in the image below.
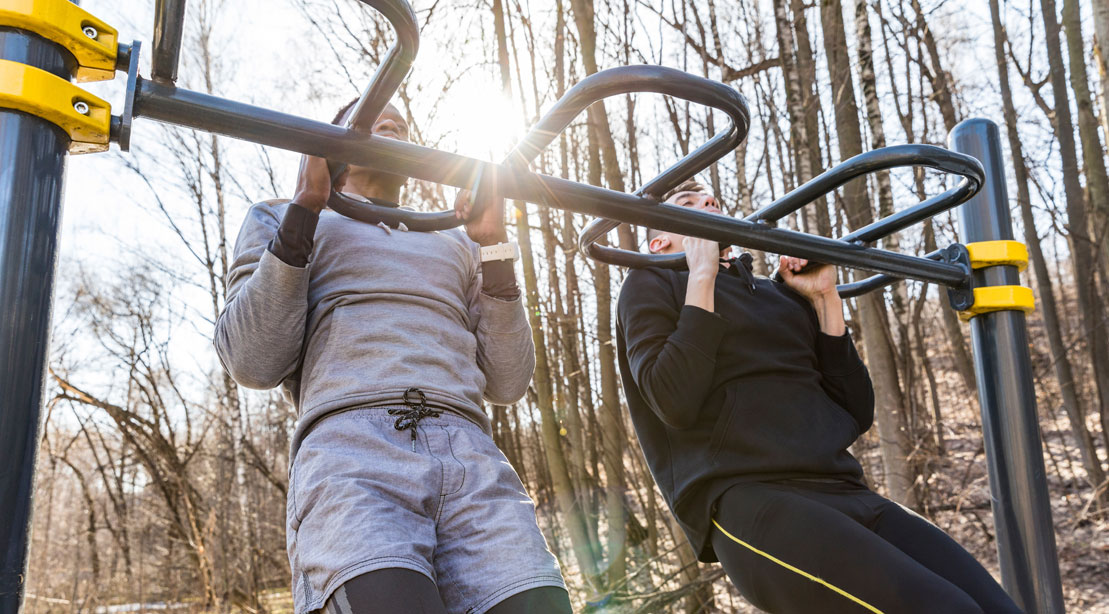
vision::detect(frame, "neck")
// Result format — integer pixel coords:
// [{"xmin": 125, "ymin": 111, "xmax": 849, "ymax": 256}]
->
[{"xmin": 342, "ymin": 173, "xmax": 403, "ymax": 203}]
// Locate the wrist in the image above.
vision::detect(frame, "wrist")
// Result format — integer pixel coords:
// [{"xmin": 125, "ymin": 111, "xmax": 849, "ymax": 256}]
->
[
  {"xmin": 292, "ymin": 192, "xmax": 327, "ymax": 214},
  {"xmin": 807, "ymin": 288, "xmax": 840, "ymax": 304},
  {"xmin": 475, "ymin": 231, "xmax": 509, "ymax": 246},
  {"xmin": 688, "ymin": 268, "xmax": 718, "ymax": 282}
]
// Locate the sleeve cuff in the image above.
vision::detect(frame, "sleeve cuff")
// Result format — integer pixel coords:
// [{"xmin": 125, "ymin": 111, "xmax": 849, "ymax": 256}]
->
[
  {"xmin": 669, "ymin": 305, "xmax": 730, "ymax": 358},
  {"xmin": 816, "ymin": 331, "xmax": 864, "ymax": 376},
  {"xmin": 256, "ymin": 248, "xmax": 312, "ymax": 296},
  {"xmin": 481, "ymin": 259, "xmax": 520, "ymax": 300},
  {"xmin": 475, "ymin": 292, "xmax": 529, "ymax": 334},
  {"xmin": 267, "ymin": 202, "xmax": 319, "ymax": 268}
]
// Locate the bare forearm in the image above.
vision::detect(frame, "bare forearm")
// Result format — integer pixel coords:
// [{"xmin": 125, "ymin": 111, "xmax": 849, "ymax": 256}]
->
[
  {"xmin": 685, "ymin": 273, "xmax": 716, "ymax": 312},
  {"xmin": 809, "ymin": 291, "xmax": 846, "ymax": 336}
]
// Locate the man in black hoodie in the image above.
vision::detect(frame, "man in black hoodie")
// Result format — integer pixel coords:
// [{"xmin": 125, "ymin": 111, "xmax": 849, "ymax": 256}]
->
[{"xmin": 616, "ymin": 180, "xmax": 1021, "ymax": 613}]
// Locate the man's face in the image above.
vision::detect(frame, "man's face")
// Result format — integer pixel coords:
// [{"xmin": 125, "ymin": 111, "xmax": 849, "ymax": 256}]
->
[
  {"xmin": 348, "ymin": 103, "xmax": 410, "ymax": 142},
  {"xmin": 341, "ymin": 103, "xmax": 410, "ymax": 190},
  {"xmin": 648, "ymin": 190, "xmax": 728, "ymax": 254}
]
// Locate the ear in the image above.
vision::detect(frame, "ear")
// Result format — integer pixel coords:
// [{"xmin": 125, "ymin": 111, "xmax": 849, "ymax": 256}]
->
[{"xmin": 648, "ymin": 235, "xmax": 671, "ymax": 254}]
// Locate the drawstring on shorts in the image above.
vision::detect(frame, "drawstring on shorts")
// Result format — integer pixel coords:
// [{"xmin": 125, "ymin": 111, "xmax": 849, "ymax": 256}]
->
[{"xmin": 389, "ymin": 387, "xmax": 442, "ymax": 451}]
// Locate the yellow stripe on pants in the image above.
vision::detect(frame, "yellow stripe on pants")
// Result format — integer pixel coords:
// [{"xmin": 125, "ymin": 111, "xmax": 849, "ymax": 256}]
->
[{"xmin": 712, "ymin": 518, "xmax": 884, "ymax": 614}]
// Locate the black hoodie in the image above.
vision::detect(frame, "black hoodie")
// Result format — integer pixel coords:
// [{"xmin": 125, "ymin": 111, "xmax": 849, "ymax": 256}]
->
[{"xmin": 616, "ymin": 257, "xmax": 875, "ymax": 562}]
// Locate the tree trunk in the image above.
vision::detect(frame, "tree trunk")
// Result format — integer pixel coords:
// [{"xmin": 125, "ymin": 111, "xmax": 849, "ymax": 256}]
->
[
  {"xmin": 1062, "ymin": 0, "xmax": 1109, "ymax": 409},
  {"xmin": 995, "ymin": 0, "xmax": 1106, "ymax": 489},
  {"xmin": 494, "ymin": 0, "xmax": 602, "ymax": 587},
  {"xmin": 569, "ymin": 0, "xmax": 635, "ymax": 250},
  {"xmin": 820, "ymin": 0, "xmax": 918, "ymax": 508},
  {"xmin": 1041, "ymin": 0, "xmax": 1109, "ymax": 454},
  {"xmin": 791, "ymin": 0, "xmax": 832, "ymax": 236},
  {"xmin": 1093, "ymin": 0, "xmax": 1109, "ymax": 151}
]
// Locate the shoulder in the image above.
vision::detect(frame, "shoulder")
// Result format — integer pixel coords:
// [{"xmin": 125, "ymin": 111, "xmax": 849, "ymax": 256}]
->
[{"xmin": 618, "ymin": 267, "xmax": 681, "ymax": 312}]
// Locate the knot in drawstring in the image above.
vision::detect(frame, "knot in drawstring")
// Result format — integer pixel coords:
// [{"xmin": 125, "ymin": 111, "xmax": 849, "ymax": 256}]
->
[
  {"xmin": 389, "ymin": 387, "xmax": 441, "ymax": 450},
  {"xmin": 723, "ymin": 251, "xmax": 758, "ymax": 294}
]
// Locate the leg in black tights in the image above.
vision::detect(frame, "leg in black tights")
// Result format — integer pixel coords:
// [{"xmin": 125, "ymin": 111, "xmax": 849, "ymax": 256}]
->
[
  {"xmin": 321, "ymin": 570, "xmax": 572, "ymax": 614},
  {"xmin": 485, "ymin": 586, "xmax": 573, "ymax": 614},
  {"xmin": 321, "ymin": 568, "xmax": 446, "ymax": 614},
  {"xmin": 710, "ymin": 481, "xmax": 1022, "ymax": 614}
]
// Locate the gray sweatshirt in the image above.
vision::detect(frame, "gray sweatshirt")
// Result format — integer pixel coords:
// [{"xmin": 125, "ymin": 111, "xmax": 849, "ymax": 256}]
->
[{"xmin": 214, "ymin": 200, "xmax": 536, "ymax": 456}]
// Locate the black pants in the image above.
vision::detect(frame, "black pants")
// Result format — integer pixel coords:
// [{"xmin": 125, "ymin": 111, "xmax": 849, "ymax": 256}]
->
[
  {"xmin": 711, "ymin": 480, "xmax": 1023, "ymax": 614},
  {"xmin": 319, "ymin": 568, "xmax": 572, "ymax": 614}
]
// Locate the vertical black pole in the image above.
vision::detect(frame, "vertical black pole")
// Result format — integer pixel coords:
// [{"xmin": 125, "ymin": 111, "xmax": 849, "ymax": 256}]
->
[
  {"xmin": 0, "ymin": 29, "xmax": 73, "ymax": 614},
  {"xmin": 950, "ymin": 118, "xmax": 1065, "ymax": 613}
]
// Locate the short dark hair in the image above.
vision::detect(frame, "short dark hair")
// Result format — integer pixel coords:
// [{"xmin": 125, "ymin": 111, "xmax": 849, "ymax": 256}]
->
[
  {"xmin": 661, "ymin": 179, "xmax": 708, "ymax": 203},
  {"xmin": 332, "ymin": 97, "xmax": 361, "ymax": 126},
  {"xmin": 646, "ymin": 180, "xmax": 709, "ymax": 245}
]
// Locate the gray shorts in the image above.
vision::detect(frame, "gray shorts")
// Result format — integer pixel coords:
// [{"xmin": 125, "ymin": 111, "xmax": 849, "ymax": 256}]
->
[{"xmin": 287, "ymin": 407, "xmax": 565, "ymax": 614}]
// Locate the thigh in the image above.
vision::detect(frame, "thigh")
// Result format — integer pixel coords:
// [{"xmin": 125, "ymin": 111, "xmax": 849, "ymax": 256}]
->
[
  {"xmin": 321, "ymin": 569, "xmax": 446, "ymax": 614},
  {"xmin": 711, "ymin": 482, "xmax": 983, "ymax": 614},
  {"xmin": 432, "ymin": 424, "xmax": 566, "ymax": 614},
  {"xmin": 484, "ymin": 587, "xmax": 572, "ymax": 614},
  {"xmin": 866, "ymin": 496, "xmax": 1022, "ymax": 613}
]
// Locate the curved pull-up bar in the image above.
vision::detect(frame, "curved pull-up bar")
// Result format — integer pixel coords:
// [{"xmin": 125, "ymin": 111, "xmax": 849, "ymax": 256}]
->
[
  {"xmin": 579, "ymin": 144, "xmax": 984, "ymax": 300},
  {"xmin": 323, "ymin": 0, "xmax": 439, "ymax": 228},
  {"xmin": 342, "ymin": 0, "xmax": 419, "ymax": 131},
  {"xmin": 505, "ymin": 64, "xmax": 749, "ymax": 172},
  {"xmin": 500, "ymin": 64, "xmax": 751, "ymax": 269}
]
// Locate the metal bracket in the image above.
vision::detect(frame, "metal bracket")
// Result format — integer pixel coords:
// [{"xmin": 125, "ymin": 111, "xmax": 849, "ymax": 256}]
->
[
  {"xmin": 110, "ymin": 41, "xmax": 141, "ymax": 151},
  {"xmin": 959, "ymin": 286, "xmax": 1036, "ymax": 321},
  {"xmin": 0, "ymin": 59, "xmax": 111, "ymax": 153},
  {"xmin": 955, "ymin": 240, "xmax": 1036, "ymax": 320},
  {"xmin": 0, "ymin": 0, "xmax": 119, "ymax": 82},
  {"xmin": 967, "ymin": 239, "xmax": 1028, "ymax": 272},
  {"xmin": 941, "ymin": 243, "xmax": 974, "ymax": 311}
]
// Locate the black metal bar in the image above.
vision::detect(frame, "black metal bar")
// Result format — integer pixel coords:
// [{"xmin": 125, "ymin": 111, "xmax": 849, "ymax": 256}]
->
[
  {"xmin": 841, "ymin": 185, "xmax": 972, "ymax": 244},
  {"xmin": 582, "ymin": 143, "xmax": 983, "ymax": 270},
  {"xmin": 836, "ymin": 249, "xmax": 944, "ymax": 298},
  {"xmin": 0, "ymin": 29, "xmax": 72, "ymax": 614},
  {"xmin": 131, "ymin": 78, "xmax": 967, "ymax": 285},
  {"xmin": 744, "ymin": 144, "xmax": 982, "ymax": 224},
  {"xmin": 151, "ymin": 0, "xmax": 187, "ymax": 84},
  {"xmin": 324, "ymin": 1, "xmax": 421, "ymax": 224},
  {"xmin": 951, "ymin": 118, "xmax": 1065, "ymax": 613},
  {"xmin": 507, "ymin": 64, "xmax": 749, "ymax": 179},
  {"xmin": 558, "ymin": 66, "xmax": 748, "ymax": 268},
  {"xmin": 343, "ymin": 0, "xmax": 419, "ymax": 130}
]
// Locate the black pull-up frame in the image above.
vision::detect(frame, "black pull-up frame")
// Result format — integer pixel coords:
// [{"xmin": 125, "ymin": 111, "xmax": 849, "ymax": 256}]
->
[{"xmin": 0, "ymin": 1, "xmax": 1064, "ymax": 612}]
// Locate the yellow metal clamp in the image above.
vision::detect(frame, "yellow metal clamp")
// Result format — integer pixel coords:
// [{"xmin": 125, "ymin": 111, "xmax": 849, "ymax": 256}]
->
[
  {"xmin": 0, "ymin": 0, "xmax": 119, "ymax": 82},
  {"xmin": 966, "ymin": 240, "xmax": 1028, "ymax": 272},
  {"xmin": 0, "ymin": 59, "xmax": 110, "ymax": 153},
  {"xmin": 959, "ymin": 286, "xmax": 1035, "ymax": 321},
  {"xmin": 959, "ymin": 239, "xmax": 1035, "ymax": 320}
]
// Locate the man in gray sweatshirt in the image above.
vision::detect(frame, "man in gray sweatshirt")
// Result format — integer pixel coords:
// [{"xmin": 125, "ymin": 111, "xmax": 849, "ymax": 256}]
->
[{"xmin": 214, "ymin": 101, "xmax": 570, "ymax": 614}]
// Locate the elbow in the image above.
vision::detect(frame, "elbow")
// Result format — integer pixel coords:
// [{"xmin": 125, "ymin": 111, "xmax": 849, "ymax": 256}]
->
[
  {"xmin": 855, "ymin": 389, "xmax": 876, "ymax": 434},
  {"xmin": 483, "ymin": 377, "xmax": 532, "ymax": 405},
  {"xmin": 481, "ymin": 343, "xmax": 535, "ymax": 405},
  {"xmin": 227, "ymin": 365, "xmax": 286, "ymax": 391},
  {"xmin": 214, "ymin": 337, "xmax": 288, "ymax": 391}
]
